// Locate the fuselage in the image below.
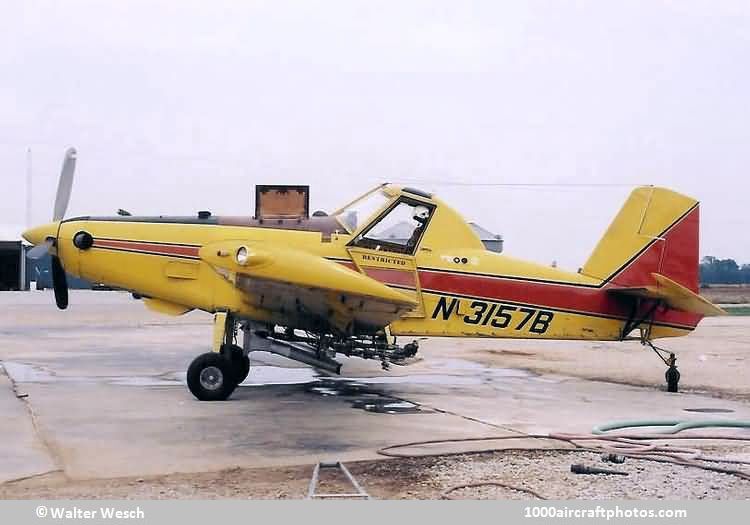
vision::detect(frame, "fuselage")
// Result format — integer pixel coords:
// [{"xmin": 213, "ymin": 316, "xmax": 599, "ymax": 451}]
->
[{"xmin": 23, "ymin": 185, "xmax": 701, "ymax": 341}]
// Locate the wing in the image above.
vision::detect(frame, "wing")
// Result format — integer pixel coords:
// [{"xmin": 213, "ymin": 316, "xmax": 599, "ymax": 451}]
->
[
  {"xmin": 199, "ymin": 241, "xmax": 417, "ymax": 333},
  {"xmin": 608, "ymin": 273, "xmax": 726, "ymax": 316}
]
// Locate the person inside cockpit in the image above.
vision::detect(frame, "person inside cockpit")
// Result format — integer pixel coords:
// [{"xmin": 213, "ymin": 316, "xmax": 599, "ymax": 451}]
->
[{"xmin": 406, "ymin": 205, "xmax": 431, "ymax": 250}]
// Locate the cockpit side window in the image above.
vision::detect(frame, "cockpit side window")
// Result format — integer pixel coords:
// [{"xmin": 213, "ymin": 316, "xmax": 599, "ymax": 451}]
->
[{"xmin": 349, "ymin": 198, "xmax": 435, "ymax": 255}]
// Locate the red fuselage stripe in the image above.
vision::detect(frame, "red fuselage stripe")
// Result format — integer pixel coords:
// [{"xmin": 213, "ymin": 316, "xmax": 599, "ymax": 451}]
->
[
  {"xmin": 93, "ymin": 239, "xmax": 200, "ymax": 258},
  {"xmin": 362, "ymin": 267, "xmax": 417, "ymax": 288},
  {"xmin": 416, "ymin": 269, "xmax": 699, "ymax": 327},
  {"xmin": 334, "ymin": 263, "xmax": 700, "ymax": 329},
  {"xmin": 91, "ymin": 237, "xmax": 700, "ymax": 329}
]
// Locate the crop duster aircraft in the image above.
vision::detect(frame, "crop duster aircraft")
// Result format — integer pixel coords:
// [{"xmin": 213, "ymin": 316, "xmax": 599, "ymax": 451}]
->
[{"xmin": 24, "ymin": 148, "xmax": 725, "ymax": 400}]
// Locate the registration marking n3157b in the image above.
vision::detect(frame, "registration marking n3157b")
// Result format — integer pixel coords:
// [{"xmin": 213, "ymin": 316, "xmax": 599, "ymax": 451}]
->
[{"xmin": 431, "ymin": 296, "xmax": 555, "ymax": 335}]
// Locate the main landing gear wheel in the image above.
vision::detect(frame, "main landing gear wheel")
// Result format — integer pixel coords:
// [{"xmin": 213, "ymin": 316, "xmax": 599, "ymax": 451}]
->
[
  {"xmin": 225, "ymin": 344, "xmax": 250, "ymax": 384},
  {"xmin": 187, "ymin": 353, "xmax": 237, "ymax": 401}
]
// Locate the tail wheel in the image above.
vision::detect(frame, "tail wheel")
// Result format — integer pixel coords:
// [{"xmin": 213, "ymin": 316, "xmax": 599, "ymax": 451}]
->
[
  {"xmin": 666, "ymin": 366, "xmax": 681, "ymax": 393},
  {"xmin": 225, "ymin": 344, "xmax": 251, "ymax": 384},
  {"xmin": 187, "ymin": 352, "xmax": 237, "ymax": 401}
]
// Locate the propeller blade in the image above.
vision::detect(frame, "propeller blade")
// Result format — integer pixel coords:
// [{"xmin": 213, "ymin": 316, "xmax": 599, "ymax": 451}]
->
[
  {"xmin": 52, "ymin": 147, "xmax": 77, "ymax": 221},
  {"xmin": 51, "ymin": 255, "xmax": 69, "ymax": 310},
  {"xmin": 26, "ymin": 239, "xmax": 54, "ymax": 260}
]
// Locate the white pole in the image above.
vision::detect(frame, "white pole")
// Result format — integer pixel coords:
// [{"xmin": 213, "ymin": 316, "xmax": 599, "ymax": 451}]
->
[
  {"xmin": 25, "ymin": 147, "xmax": 33, "ymax": 291},
  {"xmin": 25, "ymin": 147, "xmax": 32, "ymax": 227}
]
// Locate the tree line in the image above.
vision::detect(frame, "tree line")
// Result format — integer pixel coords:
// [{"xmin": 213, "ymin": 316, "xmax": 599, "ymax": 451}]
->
[{"xmin": 700, "ymin": 256, "xmax": 750, "ymax": 284}]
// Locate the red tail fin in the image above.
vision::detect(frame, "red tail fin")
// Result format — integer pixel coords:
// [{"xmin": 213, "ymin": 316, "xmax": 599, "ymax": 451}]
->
[{"xmin": 582, "ymin": 187, "xmax": 700, "ymax": 292}]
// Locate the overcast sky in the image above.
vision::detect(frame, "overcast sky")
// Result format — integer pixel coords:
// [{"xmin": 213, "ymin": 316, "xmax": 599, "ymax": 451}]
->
[{"xmin": 2, "ymin": 0, "xmax": 748, "ymax": 269}]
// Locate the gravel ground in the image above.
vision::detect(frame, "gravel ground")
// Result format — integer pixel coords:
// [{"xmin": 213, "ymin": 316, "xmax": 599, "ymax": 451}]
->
[
  {"xmin": 423, "ymin": 450, "xmax": 750, "ymax": 500},
  {"xmin": 3, "ymin": 450, "xmax": 748, "ymax": 500},
  {"xmin": 0, "ymin": 467, "xmax": 311, "ymax": 500}
]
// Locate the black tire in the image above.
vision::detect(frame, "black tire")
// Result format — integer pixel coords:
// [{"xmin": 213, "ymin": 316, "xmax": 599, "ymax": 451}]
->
[
  {"xmin": 187, "ymin": 352, "xmax": 237, "ymax": 401},
  {"xmin": 224, "ymin": 344, "xmax": 251, "ymax": 384},
  {"xmin": 666, "ymin": 367, "xmax": 681, "ymax": 393}
]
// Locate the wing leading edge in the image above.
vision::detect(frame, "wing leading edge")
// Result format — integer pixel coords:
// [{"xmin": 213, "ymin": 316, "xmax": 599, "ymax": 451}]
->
[{"xmin": 199, "ymin": 241, "xmax": 417, "ymax": 333}]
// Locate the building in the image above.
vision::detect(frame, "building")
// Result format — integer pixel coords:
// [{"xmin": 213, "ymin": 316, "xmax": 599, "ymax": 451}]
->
[
  {"xmin": 468, "ymin": 222, "xmax": 504, "ymax": 253},
  {"xmin": 0, "ymin": 225, "xmax": 26, "ymax": 291},
  {"xmin": 28, "ymin": 254, "xmax": 93, "ymax": 291}
]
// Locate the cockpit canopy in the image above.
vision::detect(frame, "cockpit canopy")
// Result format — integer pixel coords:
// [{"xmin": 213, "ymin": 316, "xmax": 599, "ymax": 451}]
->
[
  {"xmin": 334, "ymin": 185, "xmax": 433, "ymax": 231},
  {"xmin": 333, "ymin": 185, "xmax": 437, "ymax": 255}
]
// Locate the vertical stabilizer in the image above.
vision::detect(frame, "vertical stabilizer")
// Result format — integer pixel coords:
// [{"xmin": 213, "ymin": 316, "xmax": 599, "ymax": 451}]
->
[{"xmin": 582, "ymin": 186, "xmax": 699, "ymax": 291}]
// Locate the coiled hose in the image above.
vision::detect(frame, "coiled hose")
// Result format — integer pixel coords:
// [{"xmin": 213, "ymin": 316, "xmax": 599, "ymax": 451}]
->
[{"xmin": 377, "ymin": 419, "xmax": 750, "ymax": 499}]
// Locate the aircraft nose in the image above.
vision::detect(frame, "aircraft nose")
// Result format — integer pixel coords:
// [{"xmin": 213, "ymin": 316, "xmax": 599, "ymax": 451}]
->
[{"xmin": 22, "ymin": 222, "xmax": 59, "ymax": 246}]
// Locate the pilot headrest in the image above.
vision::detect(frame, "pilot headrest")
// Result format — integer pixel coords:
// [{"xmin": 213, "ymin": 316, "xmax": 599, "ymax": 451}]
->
[{"xmin": 413, "ymin": 205, "xmax": 430, "ymax": 222}]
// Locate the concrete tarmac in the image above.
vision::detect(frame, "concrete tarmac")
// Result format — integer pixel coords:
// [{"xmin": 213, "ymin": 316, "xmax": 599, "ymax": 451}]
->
[{"xmin": 1, "ymin": 291, "xmax": 749, "ymax": 483}]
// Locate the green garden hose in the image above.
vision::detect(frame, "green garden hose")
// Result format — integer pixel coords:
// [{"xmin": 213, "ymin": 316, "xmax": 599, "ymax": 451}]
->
[
  {"xmin": 379, "ymin": 418, "xmax": 750, "ymax": 498},
  {"xmin": 592, "ymin": 419, "xmax": 750, "ymax": 435}
]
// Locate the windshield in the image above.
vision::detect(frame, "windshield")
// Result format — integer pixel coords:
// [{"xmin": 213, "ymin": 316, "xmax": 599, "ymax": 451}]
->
[
  {"xmin": 351, "ymin": 199, "xmax": 434, "ymax": 254},
  {"xmin": 334, "ymin": 188, "xmax": 392, "ymax": 233}
]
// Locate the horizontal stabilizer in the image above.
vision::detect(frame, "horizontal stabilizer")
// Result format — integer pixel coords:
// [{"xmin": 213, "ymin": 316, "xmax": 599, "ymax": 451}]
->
[{"xmin": 609, "ymin": 273, "xmax": 726, "ymax": 316}]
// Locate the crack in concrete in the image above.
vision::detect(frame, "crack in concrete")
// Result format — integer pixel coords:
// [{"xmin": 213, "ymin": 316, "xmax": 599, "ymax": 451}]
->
[{"xmin": 0, "ymin": 362, "xmax": 69, "ymax": 484}]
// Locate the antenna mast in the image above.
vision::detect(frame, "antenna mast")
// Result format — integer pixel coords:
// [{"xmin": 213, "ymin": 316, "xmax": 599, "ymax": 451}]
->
[{"xmin": 25, "ymin": 147, "xmax": 33, "ymax": 227}]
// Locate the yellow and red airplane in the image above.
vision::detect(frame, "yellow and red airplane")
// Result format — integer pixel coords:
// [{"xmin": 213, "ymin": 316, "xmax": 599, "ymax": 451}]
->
[{"xmin": 23, "ymin": 148, "xmax": 725, "ymax": 401}]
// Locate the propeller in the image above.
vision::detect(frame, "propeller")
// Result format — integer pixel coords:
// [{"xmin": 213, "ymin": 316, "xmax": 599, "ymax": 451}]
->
[
  {"xmin": 26, "ymin": 239, "xmax": 54, "ymax": 259},
  {"xmin": 25, "ymin": 147, "xmax": 77, "ymax": 309},
  {"xmin": 51, "ymin": 253, "xmax": 69, "ymax": 309},
  {"xmin": 53, "ymin": 147, "xmax": 77, "ymax": 221}
]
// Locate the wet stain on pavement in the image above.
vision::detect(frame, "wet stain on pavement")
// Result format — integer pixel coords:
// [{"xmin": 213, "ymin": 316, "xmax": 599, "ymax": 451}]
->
[
  {"xmin": 2, "ymin": 361, "xmax": 430, "ymax": 415},
  {"xmin": 307, "ymin": 379, "xmax": 426, "ymax": 415},
  {"xmin": 2, "ymin": 359, "xmax": 536, "ymax": 416}
]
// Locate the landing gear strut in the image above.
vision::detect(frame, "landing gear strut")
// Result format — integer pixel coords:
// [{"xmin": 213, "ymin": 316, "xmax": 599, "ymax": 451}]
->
[
  {"xmin": 623, "ymin": 299, "xmax": 681, "ymax": 394},
  {"xmin": 186, "ymin": 316, "xmax": 421, "ymax": 401},
  {"xmin": 186, "ymin": 312, "xmax": 249, "ymax": 401},
  {"xmin": 646, "ymin": 341, "xmax": 680, "ymax": 393}
]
